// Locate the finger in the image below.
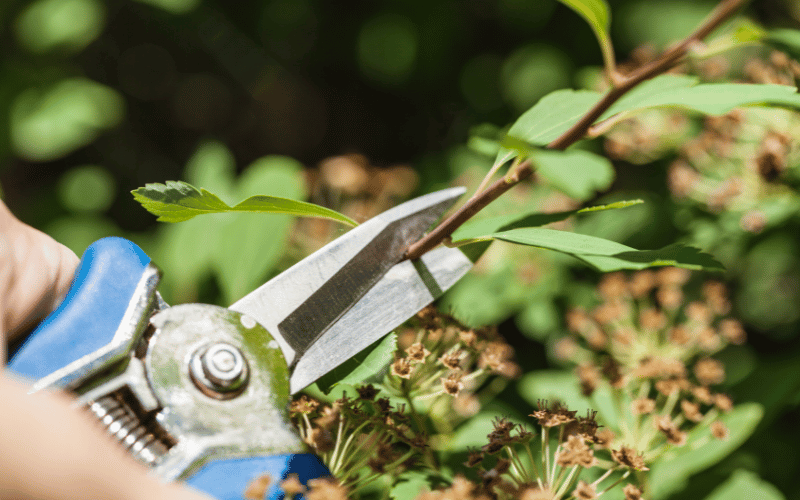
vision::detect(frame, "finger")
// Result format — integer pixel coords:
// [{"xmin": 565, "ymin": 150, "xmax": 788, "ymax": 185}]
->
[
  {"xmin": 0, "ymin": 200, "xmax": 80, "ymax": 344},
  {"xmin": 0, "ymin": 374, "xmax": 213, "ymax": 500}
]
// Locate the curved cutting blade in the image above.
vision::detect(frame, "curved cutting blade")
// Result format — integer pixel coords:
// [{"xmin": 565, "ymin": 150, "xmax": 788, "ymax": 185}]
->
[{"xmin": 229, "ymin": 187, "xmax": 466, "ymax": 366}]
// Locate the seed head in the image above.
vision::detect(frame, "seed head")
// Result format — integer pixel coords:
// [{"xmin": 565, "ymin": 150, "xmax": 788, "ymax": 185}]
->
[
  {"xmin": 623, "ymin": 484, "xmax": 643, "ymax": 500},
  {"xmin": 694, "ymin": 358, "xmax": 725, "ymax": 385},
  {"xmin": 442, "ymin": 371, "xmax": 465, "ymax": 397},
  {"xmin": 611, "ymin": 447, "xmax": 649, "ymax": 471},
  {"xmin": 681, "ymin": 400, "xmax": 703, "ymax": 422},
  {"xmin": 391, "ymin": 357, "xmax": 414, "ymax": 379},
  {"xmin": 405, "ymin": 343, "xmax": 430, "ymax": 364},
  {"xmin": 711, "ymin": 420, "xmax": 729, "ymax": 440},
  {"xmin": 631, "ymin": 398, "xmax": 656, "ymax": 415}
]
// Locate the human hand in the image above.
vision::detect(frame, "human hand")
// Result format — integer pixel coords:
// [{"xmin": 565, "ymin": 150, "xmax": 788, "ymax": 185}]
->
[{"xmin": 0, "ymin": 199, "xmax": 212, "ymax": 500}]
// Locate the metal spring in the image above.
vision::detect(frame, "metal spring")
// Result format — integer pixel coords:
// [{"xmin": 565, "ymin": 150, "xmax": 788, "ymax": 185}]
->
[{"xmin": 89, "ymin": 395, "xmax": 169, "ymax": 465}]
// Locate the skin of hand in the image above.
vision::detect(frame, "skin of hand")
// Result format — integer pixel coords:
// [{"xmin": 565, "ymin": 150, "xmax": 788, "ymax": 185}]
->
[{"xmin": 0, "ymin": 200, "xmax": 212, "ymax": 500}]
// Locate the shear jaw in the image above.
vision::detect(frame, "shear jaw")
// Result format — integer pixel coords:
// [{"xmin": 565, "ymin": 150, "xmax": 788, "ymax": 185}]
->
[
  {"xmin": 145, "ymin": 304, "xmax": 305, "ymax": 480},
  {"xmin": 72, "ymin": 303, "xmax": 304, "ymax": 478}
]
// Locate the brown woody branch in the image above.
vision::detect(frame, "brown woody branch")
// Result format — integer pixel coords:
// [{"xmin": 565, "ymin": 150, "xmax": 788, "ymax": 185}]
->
[{"xmin": 404, "ymin": 0, "xmax": 746, "ymax": 261}]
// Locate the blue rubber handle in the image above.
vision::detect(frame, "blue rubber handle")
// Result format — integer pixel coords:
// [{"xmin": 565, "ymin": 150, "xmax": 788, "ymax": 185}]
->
[
  {"xmin": 186, "ymin": 453, "xmax": 331, "ymax": 500},
  {"xmin": 8, "ymin": 237, "xmax": 150, "ymax": 379}
]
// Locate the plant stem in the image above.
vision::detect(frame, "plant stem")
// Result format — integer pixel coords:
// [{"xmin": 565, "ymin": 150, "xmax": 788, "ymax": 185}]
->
[{"xmin": 403, "ymin": 0, "xmax": 746, "ymax": 261}]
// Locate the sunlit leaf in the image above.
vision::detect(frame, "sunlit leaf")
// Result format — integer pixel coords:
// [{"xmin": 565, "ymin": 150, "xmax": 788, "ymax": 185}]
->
[
  {"xmin": 11, "ymin": 78, "xmax": 124, "ymax": 162},
  {"xmin": 15, "ymin": 0, "xmax": 105, "ymax": 54},
  {"xmin": 703, "ymin": 470, "xmax": 784, "ymax": 500},
  {"xmin": 555, "ymin": 0, "xmax": 613, "ymax": 70},
  {"xmin": 498, "ymin": 140, "xmax": 615, "ymax": 201},
  {"xmin": 599, "ymin": 74, "xmax": 800, "ymax": 121},
  {"xmin": 535, "ymin": 149, "xmax": 614, "ymax": 200},
  {"xmin": 132, "ymin": 180, "xmax": 357, "ymax": 226},
  {"xmin": 494, "ymin": 88, "xmax": 599, "ymax": 166},
  {"xmin": 492, "ymin": 227, "xmax": 724, "ymax": 272},
  {"xmin": 701, "ymin": 18, "xmax": 766, "ymax": 56},
  {"xmin": 452, "ymin": 199, "xmax": 642, "ymax": 242},
  {"xmin": 497, "ymin": 75, "xmax": 800, "ymax": 168},
  {"xmin": 316, "ymin": 333, "xmax": 397, "ymax": 394},
  {"xmin": 391, "ymin": 471, "xmax": 447, "ymax": 500},
  {"xmin": 650, "ymin": 403, "xmax": 764, "ymax": 499}
]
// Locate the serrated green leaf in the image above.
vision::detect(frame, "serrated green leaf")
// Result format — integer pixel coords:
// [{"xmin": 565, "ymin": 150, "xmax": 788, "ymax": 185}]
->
[
  {"xmin": 452, "ymin": 199, "xmax": 643, "ymax": 242},
  {"xmin": 703, "ymin": 470, "xmax": 784, "ymax": 500},
  {"xmin": 315, "ymin": 333, "xmax": 397, "ymax": 394},
  {"xmin": 132, "ymin": 180, "xmax": 357, "ymax": 226},
  {"xmin": 650, "ymin": 403, "xmax": 764, "ymax": 499},
  {"xmin": 556, "ymin": 0, "xmax": 613, "ymax": 70},
  {"xmin": 492, "ymin": 227, "xmax": 724, "ymax": 272}
]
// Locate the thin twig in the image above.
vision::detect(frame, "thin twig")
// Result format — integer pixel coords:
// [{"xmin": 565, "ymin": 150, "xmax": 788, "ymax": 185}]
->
[{"xmin": 403, "ymin": 0, "xmax": 745, "ymax": 261}]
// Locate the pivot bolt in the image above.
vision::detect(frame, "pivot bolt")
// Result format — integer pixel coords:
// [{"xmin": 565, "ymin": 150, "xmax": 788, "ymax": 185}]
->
[{"xmin": 190, "ymin": 342, "xmax": 249, "ymax": 398}]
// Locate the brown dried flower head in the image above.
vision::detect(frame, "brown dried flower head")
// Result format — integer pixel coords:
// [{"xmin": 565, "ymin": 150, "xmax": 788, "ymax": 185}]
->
[
  {"xmin": 611, "ymin": 447, "xmax": 649, "ymax": 471},
  {"xmin": 711, "ymin": 420, "xmax": 729, "ymax": 440},
  {"xmin": 391, "ymin": 357, "xmax": 414, "ymax": 379},
  {"xmin": 406, "ymin": 343, "xmax": 431, "ymax": 364},
  {"xmin": 623, "ymin": 484, "xmax": 643, "ymax": 500},
  {"xmin": 573, "ymin": 480, "xmax": 597, "ymax": 500},
  {"xmin": 442, "ymin": 371, "xmax": 465, "ymax": 397},
  {"xmin": 694, "ymin": 358, "xmax": 725, "ymax": 385},
  {"xmin": 631, "ymin": 398, "xmax": 656, "ymax": 415}
]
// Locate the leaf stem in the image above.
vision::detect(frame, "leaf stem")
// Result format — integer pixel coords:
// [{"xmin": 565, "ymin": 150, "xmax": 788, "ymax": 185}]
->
[{"xmin": 403, "ymin": 0, "xmax": 745, "ymax": 261}]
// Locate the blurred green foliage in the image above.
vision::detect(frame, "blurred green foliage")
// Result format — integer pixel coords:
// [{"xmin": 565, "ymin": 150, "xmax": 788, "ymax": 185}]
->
[{"xmin": 3, "ymin": 0, "xmax": 800, "ymax": 499}]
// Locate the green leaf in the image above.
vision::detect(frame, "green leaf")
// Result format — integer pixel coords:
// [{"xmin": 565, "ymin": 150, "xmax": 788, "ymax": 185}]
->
[
  {"xmin": 535, "ymin": 149, "xmax": 614, "ymax": 200},
  {"xmin": 11, "ymin": 78, "xmax": 124, "ymax": 162},
  {"xmin": 766, "ymin": 28, "xmax": 800, "ymax": 60},
  {"xmin": 650, "ymin": 403, "xmax": 765, "ymax": 499},
  {"xmin": 599, "ymin": 74, "xmax": 800, "ymax": 121},
  {"xmin": 315, "ymin": 333, "xmax": 397, "ymax": 394},
  {"xmin": 494, "ymin": 89, "xmax": 600, "ymax": 166},
  {"xmin": 492, "ymin": 227, "xmax": 724, "ymax": 272},
  {"xmin": 703, "ymin": 470, "xmax": 784, "ymax": 500},
  {"xmin": 496, "ymin": 75, "xmax": 800, "ymax": 168},
  {"xmin": 555, "ymin": 0, "xmax": 613, "ymax": 70},
  {"xmin": 452, "ymin": 199, "xmax": 643, "ymax": 242},
  {"xmin": 391, "ymin": 471, "xmax": 448, "ymax": 500},
  {"xmin": 132, "ymin": 180, "xmax": 357, "ymax": 226},
  {"xmin": 701, "ymin": 18, "xmax": 766, "ymax": 56}
]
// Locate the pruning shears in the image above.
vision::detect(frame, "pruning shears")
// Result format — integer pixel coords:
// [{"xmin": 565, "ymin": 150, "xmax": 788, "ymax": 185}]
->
[{"xmin": 7, "ymin": 187, "xmax": 472, "ymax": 500}]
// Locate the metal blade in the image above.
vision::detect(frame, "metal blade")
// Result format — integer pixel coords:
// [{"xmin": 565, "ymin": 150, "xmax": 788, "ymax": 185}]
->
[
  {"xmin": 229, "ymin": 187, "xmax": 466, "ymax": 366},
  {"xmin": 289, "ymin": 245, "xmax": 472, "ymax": 394}
]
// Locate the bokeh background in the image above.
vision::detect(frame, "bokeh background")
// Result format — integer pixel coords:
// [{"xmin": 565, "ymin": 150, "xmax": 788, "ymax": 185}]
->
[{"xmin": 2, "ymin": 0, "xmax": 800, "ymax": 498}]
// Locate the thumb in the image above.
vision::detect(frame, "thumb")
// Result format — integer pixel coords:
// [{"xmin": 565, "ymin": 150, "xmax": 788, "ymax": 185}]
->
[{"xmin": 0, "ymin": 200, "xmax": 80, "ymax": 346}]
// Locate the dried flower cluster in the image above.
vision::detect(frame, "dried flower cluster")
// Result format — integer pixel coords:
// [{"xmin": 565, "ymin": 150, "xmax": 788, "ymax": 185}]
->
[
  {"xmin": 389, "ymin": 306, "xmax": 521, "ymax": 415},
  {"xmin": 418, "ymin": 402, "xmax": 645, "ymax": 500},
  {"xmin": 557, "ymin": 269, "xmax": 739, "ymax": 470},
  {"xmin": 289, "ymin": 388, "xmax": 428, "ymax": 493}
]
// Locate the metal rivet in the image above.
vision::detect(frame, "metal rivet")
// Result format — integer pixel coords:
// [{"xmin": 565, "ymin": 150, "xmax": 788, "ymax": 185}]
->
[{"xmin": 189, "ymin": 342, "xmax": 249, "ymax": 398}]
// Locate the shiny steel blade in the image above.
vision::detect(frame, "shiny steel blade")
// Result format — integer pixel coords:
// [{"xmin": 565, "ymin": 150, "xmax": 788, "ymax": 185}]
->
[
  {"xmin": 229, "ymin": 187, "xmax": 466, "ymax": 366},
  {"xmin": 290, "ymin": 245, "xmax": 472, "ymax": 394}
]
